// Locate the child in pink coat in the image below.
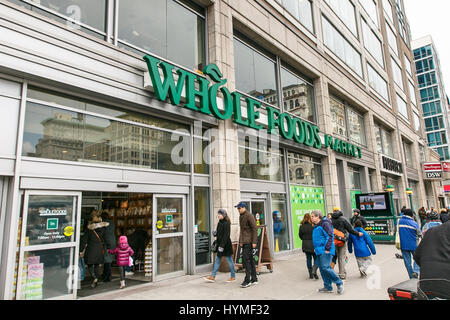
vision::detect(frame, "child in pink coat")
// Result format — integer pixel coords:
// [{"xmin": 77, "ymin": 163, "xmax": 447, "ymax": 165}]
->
[{"xmin": 108, "ymin": 236, "xmax": 134, "ymax": 289}]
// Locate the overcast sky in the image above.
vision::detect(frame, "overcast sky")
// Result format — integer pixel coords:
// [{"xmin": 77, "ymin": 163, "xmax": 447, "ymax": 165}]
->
[{"xmin": 405, "ymin": 0, "xmax": 450, "ymax": 94}]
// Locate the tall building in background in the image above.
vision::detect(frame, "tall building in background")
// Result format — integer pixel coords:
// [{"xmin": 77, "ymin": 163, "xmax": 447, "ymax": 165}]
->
[{"xmin": 412, "ymin": 35, "xmax": 450, "ymax": 161}]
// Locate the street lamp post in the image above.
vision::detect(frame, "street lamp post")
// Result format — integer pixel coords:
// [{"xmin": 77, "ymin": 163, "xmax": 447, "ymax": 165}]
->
[
  {"xmin": 406, "ymin": 187, "xmax": 417, "ymax": 221},
  {"xmin": 386, "ymin": 184, "xmax": 396, "ymax": 217}
]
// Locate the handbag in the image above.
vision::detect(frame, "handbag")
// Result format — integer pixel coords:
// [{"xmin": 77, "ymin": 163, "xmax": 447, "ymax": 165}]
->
[
  {"xmin": 211, "ymin": 240, "xmax": 218, "ymax": 253},
  {"xmin": 92, "ymin": 229, "xmax": 105, "ymax": 255},
  {"xmin": 395, "ymin": 222, "xmax": 401, "ymax": 250},
  {"xmin": 129, "ymin": 256, "xmax": 134, "ymax": 267}
]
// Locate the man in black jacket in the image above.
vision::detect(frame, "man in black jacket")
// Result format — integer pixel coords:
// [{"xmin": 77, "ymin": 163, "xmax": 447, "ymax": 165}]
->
[
  {"xmin": 331, "ymin": 208, "xmax": 363, "ymax": 280},
  {"xmin": 350, "ymin": 209, "xmax": 368, "ymax": 229},
  {"xmin": 414, "ymin": 222, "xmax": 450, "ymax": 299}
]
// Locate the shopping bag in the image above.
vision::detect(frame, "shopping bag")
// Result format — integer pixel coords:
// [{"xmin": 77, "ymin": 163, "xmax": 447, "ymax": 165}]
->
[
  {"xmin": 395, "ymin": 222, "xmax": 401, "ymax": 250},
  {"xmin": 129, "ymin": 256, "xmax": 134, "ymax": 267},
  {"xmin": 79, "ymin": 257, "xmax": 85, "ymax": 281}
]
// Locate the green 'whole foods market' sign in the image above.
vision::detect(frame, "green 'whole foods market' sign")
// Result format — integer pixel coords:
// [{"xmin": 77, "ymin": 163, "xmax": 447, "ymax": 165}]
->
[{"xmin": 143, "ymin": 55, "xmax": 362, "ymax": 158}]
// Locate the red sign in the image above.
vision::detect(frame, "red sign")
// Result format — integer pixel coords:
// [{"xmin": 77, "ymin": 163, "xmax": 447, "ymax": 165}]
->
[
  {"xmin": 423, "ymin": 163, "xmax": 442, "ymax": 172},
  {"xmin": 444, "ymin": 185, "xmax": 450, "ymax": 193},
  {"xmin": 442, "ymin": 162, "xmax": 450, "ymax": 172}
]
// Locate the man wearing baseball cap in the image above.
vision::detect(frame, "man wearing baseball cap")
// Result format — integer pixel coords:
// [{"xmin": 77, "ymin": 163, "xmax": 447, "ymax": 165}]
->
[{"xmin": 235, "ymin": 201, "xmax": 258, "ymax": 288}]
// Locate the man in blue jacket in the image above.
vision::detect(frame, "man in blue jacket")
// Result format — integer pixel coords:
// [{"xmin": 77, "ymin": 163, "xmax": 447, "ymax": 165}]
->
[
  {"xmin": 311, "ymin": 210, "xmax": 344, "ymax": 294},
  {"xmin": 398, "ymin": 208, "xmax": 421, "ymax": 279}
]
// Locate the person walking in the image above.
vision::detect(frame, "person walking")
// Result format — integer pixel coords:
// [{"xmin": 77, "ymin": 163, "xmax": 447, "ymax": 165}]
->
[
  {"xmin": 311, "ymin": 210, "xmax": 344, "ymax": 294},
  {"xmin": 236, "ymin": 201, "xmax": 258, "ymax": 288},
  {"xmin": 418, "ymin": 207, "xmax": 427, "ymax": 228},
  {"xmin": 80, "ymin": 211, "xmax": 110, "ymax": 288},
  {"xmin": 100, "ymin": 211, "xmax": 116, "ymax": 282},
  {"xmin": 398, "ymin": 208, "xmax": 421, "ymax": 279},
  {"xmin": 298, "ymin": 213, "xmax": 318, "ymax": 280},
  {"xmin": 330, "ymin": 207, "xmax": 363, "ymax": 280},
  {"xmin": 347, "ymin": 220, "xmax": 376, "ymax": 277},
  {"xmin": 204, "ymin": 209, "xmax": 236, "ymax": 283},
  {"xmin": 350, "ymin": 209, "xmax": 368, "ymax": 229},
  {"xmin": 108, "ymin": 236, "xmax": 134, "ymax": 289},
  {"xmin": 422, "ymin": 210, "xmax": 442, "ymax": 235},
  {"xmin": 439, "ymin": 209, "xmax": 449, "ymax": 223}
]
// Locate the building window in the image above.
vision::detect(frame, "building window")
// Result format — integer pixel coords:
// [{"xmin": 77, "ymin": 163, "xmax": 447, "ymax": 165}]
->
[
  {"xmin": 23, "ymin": 87, "xmax": 191, "ymax": 172},
  {"xmin": 233, "ymin": 36, "xmax": 278, "ymax": 106},
  {"xmin": 367, "ymin": 63, "xmax": 389, "ymax": 102},
  {"xmin": 324, "ymin": 0, "xmax": 357, "ymax": 37},
  {"xmin": 280, "ymin": 66, "xmax": 315, "ymax": 123},
  {"xmin": 271, "ymin": 193, "xmax": 290, "ymax": 252},
  {"xmin": 362, "ymin": 18, "xmax": 384, "ymax": 68},
  {"xmin": 329, "ymin": 95, "xmax": 367, "ymax": 146},
  {"xmin": 195, "ymin": 187, "xmax": 211, "ymax": 265},
  {"xmin": 427, "ymin": 131, "xmax": 447, "ymax": 147},
  {"xmin": 413, "ymin": 112, "xmax": 421, "ymax": 132},
  {"xmin": 118, "ymin": 0, "xmax": 206, "ymax": 71},
  {"xmin": 404, "ymin": 54, "xmax": 412, "ymax": 76},
  {"xmin": 424, "ymin": 116, "xmax": 445, "ymax": 132},
  {"xmin": 415, "ymin": 57, "xmax": 435, "ymax": 74},
  {"xmin": 391, "ymin": 57, "xmax": 404, "ymax": 90},
  {"xmin": 375, "ymin": 124, "xmax": 394, "ymax": 157},
  {"xmin": 408, "ymin": 81, "xmax": 417, "ymax": 105},
  {"xmin": 403, "ymin": 141, "xmax": 414, "ymax": 168},
  {"xmin": 321, "ymin": 16, "xmax": 363, "ymax": 78},
  {"xmin": 420, "ymin": 86, "xmax": 440, "ymax": 102},
  {"xmin": 288, "ymin": 151, "xmax": 322, "ymax": 186},
  {"xmin": 396, "ymin": 94, "xmax": 408, "ymax": 119},
  {"xmin": 275, "ymin": 0, "xmax": 314, "ymax": 33},
  {"xmin": 417, "ymin": 72, "xmax": 438, "ymax": 88},
  {"xmin": 414, "ymin": 45, "xmax": 432, "ymax": 60},
  {"xmin": 435, "ymin": 146, "xmax": 450, "ymax": 161},
  {"xmin": 382, "ymin": 0, "xmax": 394, "ymax": 23},
  {"xmin": 348, "ymin": 166, "xmax": 361, "ymax": 190},
  {"xmin": 386, "ymin": 23, "xmax": 398, "ymax": 56},
  {"xmin": 359, "ymin": 0, "xmax": 379, "ymax": 28},
  {"xmin": 8, "ymin": 0, "xmax": 107, "ymax": 39},
  {"xmin": 422, "ymin": 101, "xmax": 442, "ymax": 117}
]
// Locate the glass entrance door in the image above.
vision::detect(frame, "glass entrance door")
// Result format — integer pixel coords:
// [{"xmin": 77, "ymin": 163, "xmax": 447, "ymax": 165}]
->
[
  {"xmin": 153, "ymin": 195, "xmax": 185, "ymax": 280},
  {"xmin": 16, "ymin": 191, "xmax": 81, "ymax": 300}
]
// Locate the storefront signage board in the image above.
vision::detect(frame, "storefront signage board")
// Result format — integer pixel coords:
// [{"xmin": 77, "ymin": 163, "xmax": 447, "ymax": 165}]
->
[
  {"xmin": 143, "ymin": 55, "xmax": 362, "ymax": 158},
  {"xmin": 380, "ymin": 155, "xmax": 403, "ymax": 176},
  {"xmin": 423, "ymin": 162, "xmax": 442, "ymax": 180}
]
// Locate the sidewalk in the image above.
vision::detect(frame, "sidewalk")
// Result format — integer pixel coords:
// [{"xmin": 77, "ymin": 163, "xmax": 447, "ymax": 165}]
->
[{"xmin": 83, "ymin": 244, "xmax": 410, "ymax": 300}]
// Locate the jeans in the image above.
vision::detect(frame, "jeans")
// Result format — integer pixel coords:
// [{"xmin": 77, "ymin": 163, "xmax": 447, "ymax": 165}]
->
[
  {"xmin": 242, "ymin": 244, "xmax": 257, "ymax": 283},
  {"xmin": 401, "ymin": 250, "xmax": 420, "ymax": 279},
  {"xmin": 87, "ymin": 264, "xmax": 99, "ymax": 281},
  {"xmin": 332, "ymin": 245, "xmax": 347, "ymax": 278},
  {"xmin": 118, "ymin": 266, "xmax": 126, "ymax": 281},
  {"xmin": 305, "ymin": 252, "xmax": 317, "ymax": 270},
  {"xmin": 317, "ymin": 254, "xmax": 343, "ymax": 291},
  {"xmin": 212, "ymin": 255, "xmax": 236, "ymax": 278}
]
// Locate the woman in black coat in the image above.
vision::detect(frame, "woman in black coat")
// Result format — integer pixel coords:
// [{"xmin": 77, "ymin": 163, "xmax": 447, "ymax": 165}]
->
[
  {"xmin": 80, "ymin": 211, "xmax": 110, "ymax": 288},
  {"xmin": 299, "ymin": 213, "xmax": 319, "ymax": 279},
  {"xmin": 204, "ymin": 209, "xmax": 236, "ymax": 283}
]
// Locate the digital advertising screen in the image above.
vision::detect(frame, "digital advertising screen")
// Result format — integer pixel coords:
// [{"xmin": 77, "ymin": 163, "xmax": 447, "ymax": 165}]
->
[{"xmin": 355, "ymin": 192, "xmax": 392, "ymax": 217}]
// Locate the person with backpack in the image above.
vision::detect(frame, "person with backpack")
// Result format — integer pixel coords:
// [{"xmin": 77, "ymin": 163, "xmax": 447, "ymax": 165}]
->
[
  {"xmin": 331, "ymin": 208, "xmax": 363, "ymax": 280},
  {"xmin": 350, "ymin": 209, "xmax": 367, "ymax": 229},
  {"xmin": 347, "ymin": 220, "xmax": 376, "ymax": 277},
  {"xmin": 298, "ymin": 213, "xmax": 319, "ymax": 280},
  {"xmin": 311, "ymin": 210, "xmax": 344, "ymax": 294}
]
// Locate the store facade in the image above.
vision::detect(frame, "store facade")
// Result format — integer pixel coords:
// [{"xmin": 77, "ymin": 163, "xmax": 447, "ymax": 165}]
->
[{"xmin": 0, "ymin": 0, "xmax": 441, "ymax": 300}]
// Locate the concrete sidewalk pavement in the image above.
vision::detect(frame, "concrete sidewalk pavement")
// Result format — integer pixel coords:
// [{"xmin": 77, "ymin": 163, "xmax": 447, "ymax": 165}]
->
[{"xmin": 83, "ymin": 244, "xmax": 411, "ymax": 300}]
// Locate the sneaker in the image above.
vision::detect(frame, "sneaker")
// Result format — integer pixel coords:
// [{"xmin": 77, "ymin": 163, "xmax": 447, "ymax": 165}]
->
[
  {"xmin": 226, "ymin": 277, "xmax": 236, "ymax": 283},
  {"xmin": 125, "ymin": 271, "xmax": 134, "ymax": 276},
  {"xmin": 241, "ymin": 281, "xmax": 251, "ymax": 288},
  {"xmin": 204, "ymin": 276, "xmax": 215, "ymax": 283},
  {"xmin": 318, "ymin": 287, "xmax": 333, "ymax": 293},
  {"xmin": 337, "ymin": 284, "xmax": 344, "ymax": 295},
  {"xmin": 360, "ymin": 270, "xmax": 367, "ymax": 278},
  {"xmin": 251, "ymin": 279, "xmax": 259, "ymax": 285}
]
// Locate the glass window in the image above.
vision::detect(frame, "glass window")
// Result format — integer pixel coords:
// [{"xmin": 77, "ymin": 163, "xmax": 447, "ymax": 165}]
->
[
  {"xmin": 403, "ymin": 142, "xmax": 414, "ymax": 168},
  {"xmin": 194, "ymin": 187, "xmax": 210, "ymax": 266},
  {"xmin": 194, "ymin": 137, "xmax": 210, "ymax": 174},
  {"xmin": 330, "ymin": 96, "xmax": 346, "ymax": 137},
  {"xmin": 238, "ymin": 134, "xmax": 285, "ymax": 182},
  {"xmin": 276, "ymin": 0, "xmax": 314, "ymax": 33},
  {"xmin": 348, "ymin": 166, "xmax": 361, "ymax": 190},
  {"xmin": 362, "ymin": 18, "xmax": 384, "ymax": 68},
  {"xmin": 8, "ymin": 0, "xmax": 107, "ymax": 39},
  {"xmin": 347, "ymin": 107, "xmax": 366, "ymax": 146},
  {"xmin": 413, "ymin": 112, "xmax": 420, "ymax": 132},
  {"xmin": 408, "ymin": 81, "xmax": 416, "ymax": 105},
  {"xmin": 427, "ymin": 131, "xmax": 447, "ymax": 147},
  {"xmin": 324, "ymin": 0, "xmax": 357, "ymax": 36},
  {"xmin": 404, "ymin": 54, "xmax": 412, "ymax": 75},
  {"xmin": 414, "ymin": 45, "xmax": 432, "ymax": 60},
  {"xmin": 321, "ymin": 16, "xmax": 363, "ymax": 77},
  {"xmin": 382, "ymin": 0, "xmax": 394, "ymax": 22},
  {"xmin": 359, "ymin": 0, "xmax": 379, "ymax": 27},
  {"xmin": 415, "ymin": 57, "xmax": 435, "ymax": 74},
  {"xmin": 417, "ymin": 72, "xmax": 437, "ymax": 88},
  {"xmin": 396, "ymin": 94, "xmax": 408, "ymax": 119},
  {"xmin": 23, "ymin": 98, "xmax": 191, "ymax": 173},
  {"xmin": 435, "ymin": 146, "xmax": 450, "ymax": 161},
  {"xmin": 118, "ymin": 0, "xmax": 206, "ymax": 71},
  {"xmin": 271, "ymin": 193, "xmax": 290, "ymax": 252},
  {"xmin": 391, "ymin": 57, "xmax": 404, "ymax": 90},
  {"xmin": 234, "ymin": 37, "xmax": 278, "ymax": 105},
  {"xmin": 422, "ymin": 101, "xmax": 442, "ymax": 117},
  {"xmin": 376, "ymin": 124, "xmax": 394, "ymax": 157},
  {"xmin": 367, "ymin": 64, "xmax": 389, "ymax": 101},
  {"xmin": 424, "ymin": 116, "xmax": 445, "ymax": 132},
  {"xmin": 420, "ymin": 86, "xmax": 440, "ymax": 102},
  {"xmin": 280, "ymin": 67, "xmax": 315, "ymax": 122},
  {"xmin": 288, "ymin": 151, "xmax": 322, "ymax": 186},
  {"xmin": 386, "ymin": 23, "xmax": 398, "ymax": 56}
]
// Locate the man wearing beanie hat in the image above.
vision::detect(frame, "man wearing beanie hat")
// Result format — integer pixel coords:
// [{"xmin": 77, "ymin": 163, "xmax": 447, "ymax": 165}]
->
[{"xmin": 398, "ymin": 208, "xmax": 421, "ymax": 279}]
